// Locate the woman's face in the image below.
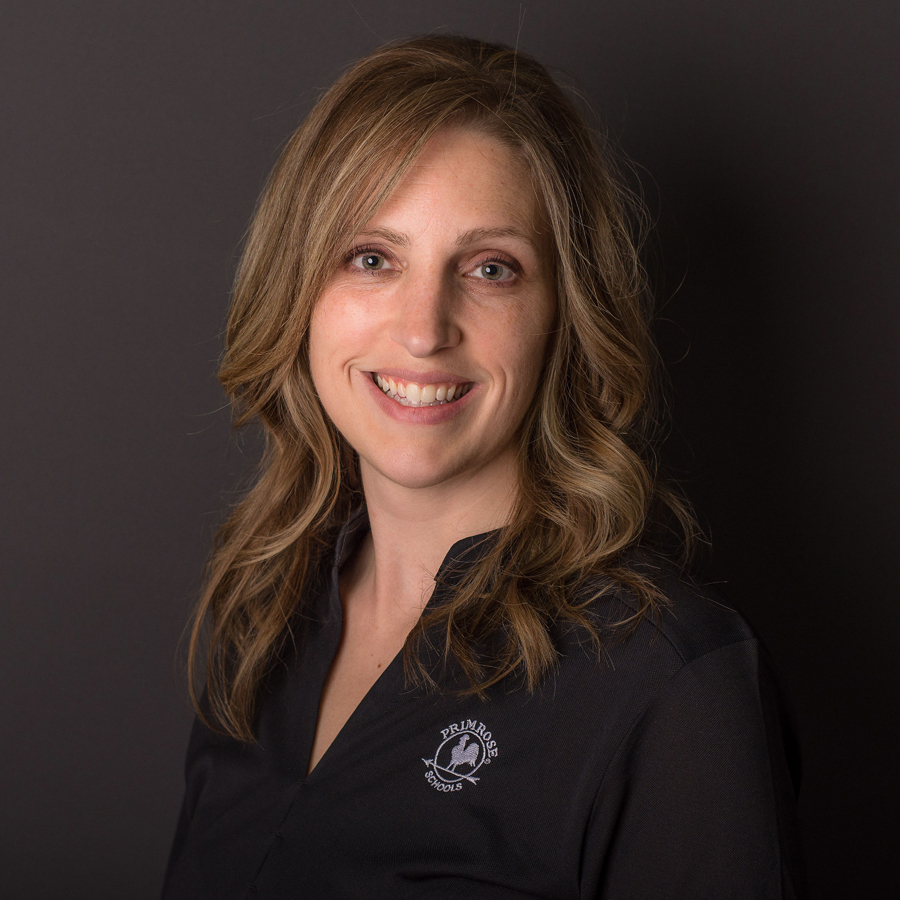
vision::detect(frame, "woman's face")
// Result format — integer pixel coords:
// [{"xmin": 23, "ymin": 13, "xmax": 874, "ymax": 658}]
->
[{"xmin": 309, "ymin": 127, "xmax": 556, "ymax": 501}]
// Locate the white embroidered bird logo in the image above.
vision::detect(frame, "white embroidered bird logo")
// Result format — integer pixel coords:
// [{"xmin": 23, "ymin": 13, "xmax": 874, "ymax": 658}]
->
[{"xmin": 448, "ymin": 734, "xmax": 480, "ymax": 771}]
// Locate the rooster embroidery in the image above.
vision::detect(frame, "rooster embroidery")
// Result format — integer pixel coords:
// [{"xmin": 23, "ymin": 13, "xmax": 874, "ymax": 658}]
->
[{"xmin": 447, "ymin": 734, "xmax": 480, "ymax": 772}]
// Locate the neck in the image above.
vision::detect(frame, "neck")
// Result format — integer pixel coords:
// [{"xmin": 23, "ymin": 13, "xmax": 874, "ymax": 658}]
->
[{"xmin": 347, "ymin": 454, "xmax": 517, "ymax": 622}]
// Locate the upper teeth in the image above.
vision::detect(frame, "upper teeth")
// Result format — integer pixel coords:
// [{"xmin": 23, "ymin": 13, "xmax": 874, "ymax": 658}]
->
[{"xmin": 374, "ymin": 374, "xmax": 472, "ymax": 406}]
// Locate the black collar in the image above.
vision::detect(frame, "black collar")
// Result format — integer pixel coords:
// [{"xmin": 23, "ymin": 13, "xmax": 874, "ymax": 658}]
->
[{"xmin": 331, "ymin": 506, "xmax": 499, "ymax": 591}]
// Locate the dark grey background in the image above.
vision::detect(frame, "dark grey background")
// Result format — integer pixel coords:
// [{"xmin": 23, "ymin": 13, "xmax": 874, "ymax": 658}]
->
[{"xmin": 1, "ymin": 1, "xmax": 897, "ymax": 897}]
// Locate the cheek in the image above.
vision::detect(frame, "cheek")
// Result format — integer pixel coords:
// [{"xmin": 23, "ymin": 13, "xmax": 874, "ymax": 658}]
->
[
  {"xmin": 308, "ymin": 306, "xmax": 350, "ymax": 407},
  {"xmin": 307, "ymin": 313, "xmax": 329, "ymax": 388},
  {"xmin": 497, "ymin": 292, "xmax": 556, "ymax": 389},
  {"xmin": 309, "ymin": 293, "xmax": 373, "ymax": 375}
]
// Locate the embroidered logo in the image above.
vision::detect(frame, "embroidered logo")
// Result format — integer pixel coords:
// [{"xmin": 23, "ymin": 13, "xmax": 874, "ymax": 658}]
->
[{"xmin": 422, "ymin": 720, "xmax": 499, "ymax": 792}]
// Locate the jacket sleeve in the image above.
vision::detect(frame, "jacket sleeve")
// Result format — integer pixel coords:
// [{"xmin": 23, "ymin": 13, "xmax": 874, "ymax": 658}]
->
[
  {"xmin": 160, "ymin": 704, "xmax": 221, "ymax": 899},
  {"xmin": 581, "ymin": 639, "xmax": 807, "ymax": 899}
]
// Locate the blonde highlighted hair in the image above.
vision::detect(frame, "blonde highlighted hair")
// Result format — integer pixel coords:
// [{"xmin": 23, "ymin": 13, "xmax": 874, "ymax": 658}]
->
[{"xmin": 189, "ymin": 34, "xmax": 696, "ymax": 740}]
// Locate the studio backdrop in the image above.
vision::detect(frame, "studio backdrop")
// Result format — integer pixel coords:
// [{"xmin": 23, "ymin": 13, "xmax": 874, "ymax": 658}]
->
[{"xmin": 1, "ymin": 2, "xmax": 897, "ymax": 898}]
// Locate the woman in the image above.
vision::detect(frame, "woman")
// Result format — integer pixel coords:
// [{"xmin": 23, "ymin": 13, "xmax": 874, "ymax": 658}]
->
[{"xmin": 163, "ymin": 35, "xmax": 805, "ymax": 899}]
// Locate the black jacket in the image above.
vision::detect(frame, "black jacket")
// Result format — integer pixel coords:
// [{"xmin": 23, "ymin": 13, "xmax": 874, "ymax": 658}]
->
[{"xmin": 164, "ymin": 510, "xmax": 806, "ymax": 898}]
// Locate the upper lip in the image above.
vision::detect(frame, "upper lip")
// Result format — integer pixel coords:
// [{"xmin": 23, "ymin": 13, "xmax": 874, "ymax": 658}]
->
[{"xmin": 367, "ymin": 368, "xmax": 474, "ymax": 385}]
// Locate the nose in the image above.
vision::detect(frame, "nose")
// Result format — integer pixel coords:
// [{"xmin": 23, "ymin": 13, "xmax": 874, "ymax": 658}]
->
[{"xmin": 389, "ymin": 270, "xmax": 461, "ymax": 358}]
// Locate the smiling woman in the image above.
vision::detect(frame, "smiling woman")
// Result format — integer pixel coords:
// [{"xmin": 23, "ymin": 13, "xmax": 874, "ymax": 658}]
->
[
  {"xmin": 163, "ymin": 35, "xmax": 806, "ymax": 899},
  {"xmin": 309, "ymin": 129, "xmax": 555, "ymax": 498}
]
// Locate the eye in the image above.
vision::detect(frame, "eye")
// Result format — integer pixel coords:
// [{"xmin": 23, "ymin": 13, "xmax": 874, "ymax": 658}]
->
[
  {"xmin": 343, "ymin": 242, "xmax": 398, "ymax": 276},
  {"xmin": 471, "ymin": 260, "xmax": 516, "ymax": 282},
  {"xmin": 349, "ymin": 250, "xmax": 393, "ymax": 272}
]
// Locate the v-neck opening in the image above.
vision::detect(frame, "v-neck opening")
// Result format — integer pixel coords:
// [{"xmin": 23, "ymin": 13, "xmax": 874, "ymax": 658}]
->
[
  {"xmin": 302, "ymin": 507, "xmax": 371, "ymax": 780},
  {"xmin": 304, "ymin": 644, "xmax": 404, "ymax": 780},
  {"xmin": 301, "ymin": 507, "xmax": 501, "ymax": 781}
]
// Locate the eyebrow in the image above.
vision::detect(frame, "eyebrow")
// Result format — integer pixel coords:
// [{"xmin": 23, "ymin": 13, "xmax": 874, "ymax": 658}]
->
[
  {"xmin": 455, "ymin": 226, "xmax": 537, "ymax": 252},
  {"xmin": 356, "ymin": 227, "xmax": 410, "ymax": 248},
  {"xmin": 356, "ymin": 226, "xmax": 538, "ymax": 253}
]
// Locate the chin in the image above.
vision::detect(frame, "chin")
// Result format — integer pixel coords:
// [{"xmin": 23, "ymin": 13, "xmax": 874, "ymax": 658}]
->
[{"xmin": 360, "ymin": 449, "xmax": 475, "ymax": 492}]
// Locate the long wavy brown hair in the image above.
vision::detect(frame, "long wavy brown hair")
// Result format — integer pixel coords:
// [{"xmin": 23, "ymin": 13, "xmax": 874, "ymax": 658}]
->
[{"xmin": 189, "ymin": 34, "xmax": 696, "ymax": 740}]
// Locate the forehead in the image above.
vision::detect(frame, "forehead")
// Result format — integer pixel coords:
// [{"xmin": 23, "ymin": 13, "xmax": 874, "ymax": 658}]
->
[{"xmin": 364, "ymin": 127, "xmax": 545, "ymax": 241}]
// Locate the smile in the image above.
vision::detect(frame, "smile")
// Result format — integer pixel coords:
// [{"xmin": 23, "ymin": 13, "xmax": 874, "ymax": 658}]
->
[{"xmin": 373, "ymin": 374, "xmax": 474, "ymax": 407}]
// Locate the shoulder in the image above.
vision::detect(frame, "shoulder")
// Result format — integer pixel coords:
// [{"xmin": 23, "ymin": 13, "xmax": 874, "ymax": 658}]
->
[
  {"xmin": 583, "ymin": 550, "xmax": 762, "ymax": 670},
  {"xmin": 554, "ymin": 551, "xmax": 796, "ymax": 758},
  {"xmin": 559, "ymin": 549, "xmax": 803, "ymax": 797},
  {"xmin": 568, "ymin": 558, "xmax": 807, "ymax": 897}
]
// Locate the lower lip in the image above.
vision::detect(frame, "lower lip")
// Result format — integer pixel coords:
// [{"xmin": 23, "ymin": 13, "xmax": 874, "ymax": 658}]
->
[{"xmin": 361, "ymin": 372, "xmax": 477, "ymax": 425}]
